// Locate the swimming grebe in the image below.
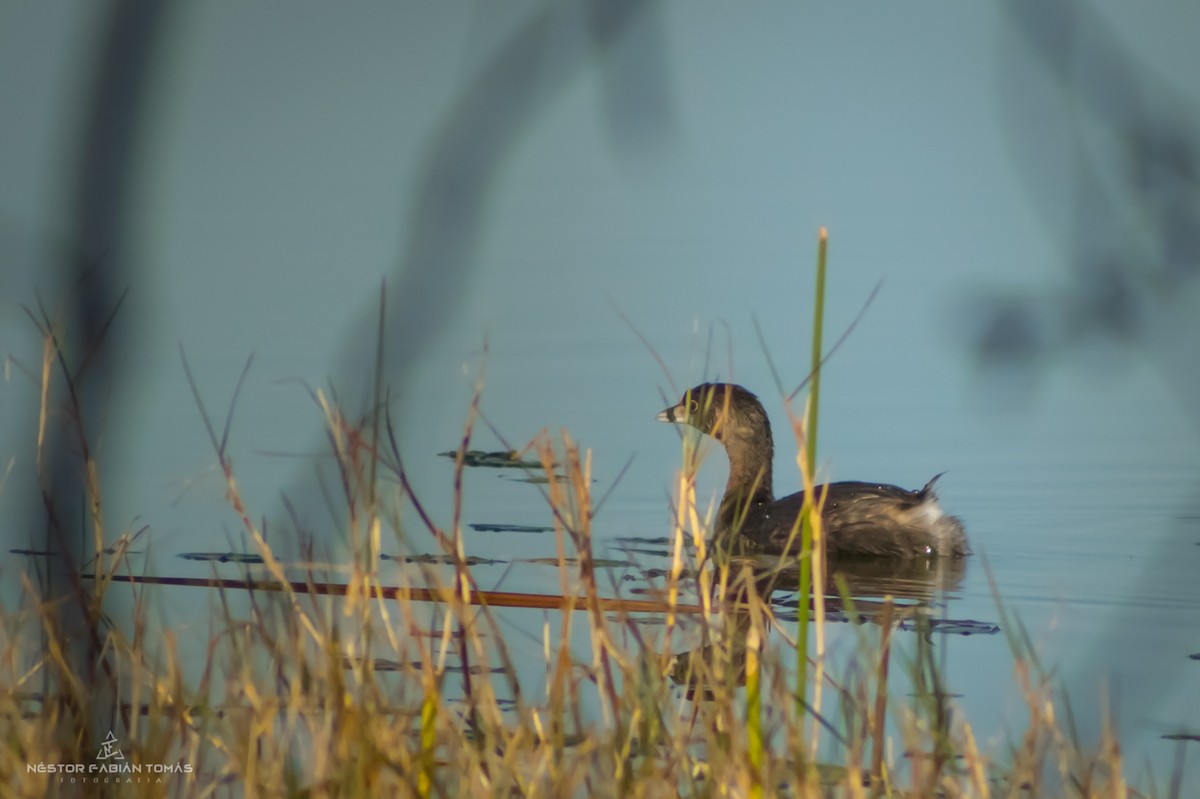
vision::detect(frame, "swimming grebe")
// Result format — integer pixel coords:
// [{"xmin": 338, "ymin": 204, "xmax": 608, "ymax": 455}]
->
[{"xmin": 657, "ymin": 383, "xmax": 968, "ymax": 558}]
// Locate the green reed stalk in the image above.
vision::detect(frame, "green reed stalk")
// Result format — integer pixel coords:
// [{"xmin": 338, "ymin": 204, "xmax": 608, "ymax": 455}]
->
[
  {"xmin": 418, "ymin": 675, "xmax": 438, "ymax": 798},
  {"xmin": 871, "ymin": 599, "xmax": 894, "ymax": 791},
  {"xmin": 746, "ymin": 618, "xmax": 764, "ymax": 799},
  {"xmin": 796, "ymin": 229, "xmax": 828, "ymax": 716},
  {"xmin": 808, "ymin": 230, "xmax": 827, "ymax": 472}
]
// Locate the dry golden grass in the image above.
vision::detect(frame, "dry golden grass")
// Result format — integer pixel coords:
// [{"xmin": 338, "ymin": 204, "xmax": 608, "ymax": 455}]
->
[{"xmin": 2, "ymin": 301, "xmax": 1160, "ymax": 798}]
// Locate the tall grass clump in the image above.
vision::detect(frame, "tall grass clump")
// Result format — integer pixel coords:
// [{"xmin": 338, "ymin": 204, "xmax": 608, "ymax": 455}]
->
[{"xmin": 2, "ymin": 277, "xmax": 1161, "ymax": 798}]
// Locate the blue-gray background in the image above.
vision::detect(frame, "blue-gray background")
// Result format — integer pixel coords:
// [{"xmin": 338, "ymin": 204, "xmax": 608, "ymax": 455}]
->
[{"xmin": 3, "ymin": 1, "xmax": 1199, "ymax": 782}]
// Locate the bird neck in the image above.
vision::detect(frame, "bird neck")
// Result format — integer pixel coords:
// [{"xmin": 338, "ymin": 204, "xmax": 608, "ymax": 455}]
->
[{"xmin": 716, "ymin": 429, "xmax": 774, "ymax": 535}]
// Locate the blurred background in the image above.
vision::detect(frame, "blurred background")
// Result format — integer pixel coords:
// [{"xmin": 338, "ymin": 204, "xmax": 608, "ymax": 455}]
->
[{"xmin": 3, "ymin": 0, "xmax": 1198, "ymax": 781}]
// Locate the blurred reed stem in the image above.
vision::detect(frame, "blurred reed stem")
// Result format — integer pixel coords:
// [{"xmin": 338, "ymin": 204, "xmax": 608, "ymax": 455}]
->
[{"xmin": 796, "ymin": 228, "xmax": 828, "ymax": 718}]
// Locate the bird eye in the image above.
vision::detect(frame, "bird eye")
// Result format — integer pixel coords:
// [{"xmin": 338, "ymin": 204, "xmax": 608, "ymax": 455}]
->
[{"xmin": 687, "ymin": 399, "xmax": 699, "ymax": 414}]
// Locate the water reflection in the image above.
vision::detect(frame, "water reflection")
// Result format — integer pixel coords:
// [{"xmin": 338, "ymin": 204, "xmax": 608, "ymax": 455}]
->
[
  {"xmin": 766, "ymin": 555, "xmax": 968, "ymax": 612},
  {"xmin": 614, "ymin": 533, "xmax": 969, "ymax": 611},
  {"xmin": 662, "ymin": 549, "xmax": 985, "ymax": 699}
]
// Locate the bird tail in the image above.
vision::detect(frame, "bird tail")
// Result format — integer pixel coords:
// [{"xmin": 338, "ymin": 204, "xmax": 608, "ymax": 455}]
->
[{"xmin": 919, "ymin": 472, "xmax": 948, "ymax": 499}]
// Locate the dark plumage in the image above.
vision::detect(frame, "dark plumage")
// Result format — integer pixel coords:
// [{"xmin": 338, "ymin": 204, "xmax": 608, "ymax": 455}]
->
[{"xmin": 657, "ymin": 383, "xmax": 968, "ymax": 558}]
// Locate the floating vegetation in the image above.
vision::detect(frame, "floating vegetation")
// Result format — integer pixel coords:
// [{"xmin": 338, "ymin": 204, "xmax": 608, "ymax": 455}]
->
[
  {"xmin": 468, "ymin": 522, "xmax": 554, "ymax": 534},
  {"xmin": 179, "ymin": 552, "xmax": 264, "ymax": 564},
  {"xmin": 615, "ymin": 545, "xmax": 670, "ymax": 558},
  {"xmin": 637, "ymin": 566, "xmax": 700, "ymax": 581},
  {"xmin": 612, "ymin": 536, "xmax": 674, "ymax": 546},
  {"xmin": 11, "ymin": 547, "xmax": 146, "ymax": 558},
  {"xmin": 443, "ymin": 663, "xmax": 507, "ymax": 676},
  {"xmin": 898, "ymin": 618, "xmax": 1001, "ymax": 636},
  {"xmin": 625, "ymin": 586, "xmax": 692, "ymax": 602},
  {"xmin": 381, "ymin": 553, "xmax": 505, "ymax": 566},
  {"xmin": 338, "ymin": 658, "xmax": 502, "ymax": 675},
  {"xmin": 438, "ymin": 449, "xmax": 547, "ymax": 469},
  {"xmin": 611, "ymin": 535, "xmax": 675, "ymax": 556},
  {"xmin": 8, "ymin": 549, "xmax": 61, "ymax": 558},
  {"xmin": 449, "ymin": 695, "xmax": 519, "ymax": 712},
  {"xmin": 521, "ymin": 556, "xmax": 636, "ymax": 569}
]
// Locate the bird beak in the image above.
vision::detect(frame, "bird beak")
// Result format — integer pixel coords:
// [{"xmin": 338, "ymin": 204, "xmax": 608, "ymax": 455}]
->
[{"xmin": 656, "ymin": 404, "xmax": 681, "ymax": 423}]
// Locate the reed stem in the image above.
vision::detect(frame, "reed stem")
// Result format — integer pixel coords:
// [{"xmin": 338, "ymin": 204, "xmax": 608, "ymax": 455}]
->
[
  {"xmin": 808, "ymin": 229, "xmax": 828, "ymax": 473},
  {"xmin": 746, "ymin": 619, "xmax": 764, "ymax": 799},
  {"xmin": 796, "ymin": 228, "xmax": 828, "ymax": 718}
]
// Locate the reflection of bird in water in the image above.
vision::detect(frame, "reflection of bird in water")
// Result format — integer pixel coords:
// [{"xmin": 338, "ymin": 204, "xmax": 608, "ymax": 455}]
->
[
  {"xmin": 658, "ymin": 383, "xmax": 968, "ymax": 558},
  {"xmin": 666, "ymin": 556, "xmax": 975, "ymax": 699},
  {"xmin": 763, "ymin": 550, "xmax": 968, "ymax": 607}
]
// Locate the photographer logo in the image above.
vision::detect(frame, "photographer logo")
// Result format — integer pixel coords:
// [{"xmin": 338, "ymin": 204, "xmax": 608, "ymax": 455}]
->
[{"xmin": 27, "ymin": 730, "xmax": 193, "ymax": 786}]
